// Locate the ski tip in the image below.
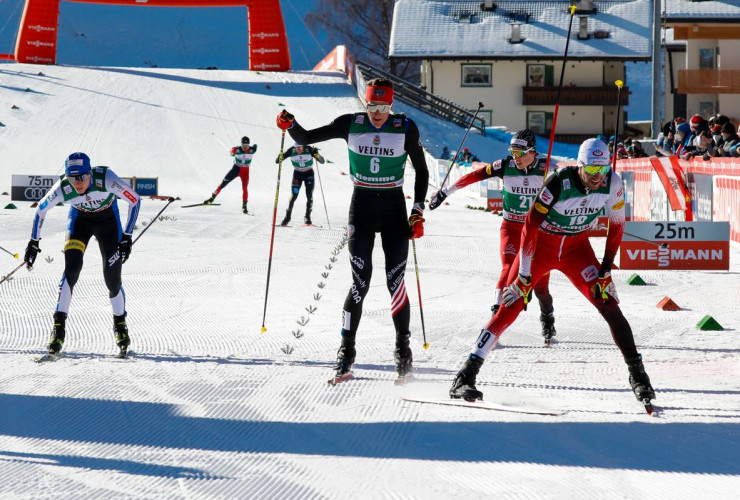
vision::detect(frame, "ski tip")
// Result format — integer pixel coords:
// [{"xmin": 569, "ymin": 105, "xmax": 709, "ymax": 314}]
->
[{"xmin": 328, "ymin": 373, "xmax": 354, "ymax": 386}]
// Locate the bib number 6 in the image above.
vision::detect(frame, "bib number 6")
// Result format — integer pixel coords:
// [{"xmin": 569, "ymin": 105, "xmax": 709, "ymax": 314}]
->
[{"xmin": 370, "ymin": 157, "xmax": 380, "ymax": 174}]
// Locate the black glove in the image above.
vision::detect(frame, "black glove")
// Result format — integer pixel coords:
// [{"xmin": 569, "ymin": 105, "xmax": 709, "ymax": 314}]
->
[
  {"xmin": 118, "ymin": 234, "xmax": 132, "ymax": 264},
  {"xmin": 24, "ymin": 239, "xmax": 40, "ymax": 267},
  {"xmin": 429, "ymin": 190, "xmax": 448, "ymax": 210}
]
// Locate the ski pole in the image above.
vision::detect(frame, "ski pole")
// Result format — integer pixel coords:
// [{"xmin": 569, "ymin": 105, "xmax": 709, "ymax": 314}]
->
[
  {"xmin": 261, "ymin": 129, "xmax": 286, "ymax": 333},
  {"xmin": 0, "ymin": 261, "xmax": 27, "ymax": 286},
  {"xmin": 0, "ymin": 245, "xmax": 19, "ymax": 259},
  {"xmin": 439, "ymin": 102, "xmax": 484, "ymax": 190},
  {"xmin": 132, "ymin": 197, "xmax": 178, "ymax": 245},
  {"xmin": 543, "ymin": 1, "xmax": 578, "ymax": 177},
  {"xmin": 611, "ymin": 80, "xmax": 624, "ymax": 170},
  {"xmin": 211, "ymin": 132, "xmax": 229, "ymax": 151},
  {"xmin": 411, "ymin": 239, "xmax": 429, "ymax": 349},
  {"xmin": 315, "ymin": 163, "xmax": 331, "ymax": 230}
]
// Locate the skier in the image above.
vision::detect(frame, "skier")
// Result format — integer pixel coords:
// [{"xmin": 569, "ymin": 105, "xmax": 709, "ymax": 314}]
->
[
  {"xmin": 449, "ymin": 138, "xmax": 656, "ymax": 409},
  {"xmin": 276, "ymin": 78, "xmax": 429, "ymax": 383},
  {"xmin": 204, "ymin": 136, "xmax": 257, "ymax": 214},
  {"xmin": 277, "ymin": 142, "xmax": 325, "ymax": 226},
  {"xmin": 23, "ymin": 152, "xmax": 141, "ymax": 357},
  {"xmin": 429, "ymin": 130, "xmax": 556, "ymax": 343}
]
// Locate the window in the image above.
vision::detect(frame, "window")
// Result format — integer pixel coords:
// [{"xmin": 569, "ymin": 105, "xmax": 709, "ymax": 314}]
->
[
  {"xmin": 699, "ymin": 48, "xmax": 715, "ymax": 70},
  {"xmin": 699, "ymin": 101, "xmax": 715, "ymax": 117},
  {"xmin": 476, "ymin": 110, "xmax": 492, "ymax": 127},
  {"xmin": 461, "ymin": 64, "xmax": 492, "ymax": 87},
  {"xmin": 527, "ymin": 111, "xmax": 553, "ymax": 135},
  {"xmin": 526, "ymin": 64, "xmax": 554, "ymax": 87}
]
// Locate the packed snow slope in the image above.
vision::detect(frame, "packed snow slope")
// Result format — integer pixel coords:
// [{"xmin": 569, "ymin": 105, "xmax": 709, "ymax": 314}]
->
[{"xmin": 0, "ymin": 66, "xmax": 739, "ymax": 499}]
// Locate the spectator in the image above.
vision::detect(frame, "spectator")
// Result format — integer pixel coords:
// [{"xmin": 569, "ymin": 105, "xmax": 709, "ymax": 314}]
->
[
  {"xmin": 457, "ymin": 147, "xmax": 479, "ymax": 165},
  {"xmin": 716, "ymin": 122, "xmax": 740, "ymax": 157},
  {"xmin": 655, "ymin": 121, "xmax": 675, "ymax": 157},
  {"xmin": 673, "ymin": 122, "xmax": 694, "ymax": 157},
  {"xmin": 440, "ymin": 146, "xmax": 452, "ymax": 160},
  {"xmin": 686, "ymin": 130, "xmax": 714, "ymax": 160},
  {"xmin": 626, "ymin": 140, "xmax": 648, "ymax": 158}
]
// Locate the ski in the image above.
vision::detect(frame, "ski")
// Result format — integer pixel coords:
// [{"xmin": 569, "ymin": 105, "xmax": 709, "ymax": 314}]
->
[
  {"xmin": 301, "ymin": 224, "xmax": 323, "ymax": 228},
  {"xmin": 328, "ymin": 373, "xmax": 354, "ymax": 386},
  {"xmin": 116, "ymin": 346, "xmax": 129, "ymax": 359},
  {"xmin": 34, "ymin": 352, "xmax": 62, "ymax": 363},
  {"xmin": 181, "ymin": 202, "xmax": 221, "ymax": 208},
  {"xmin": 394, "ymin": 374, "xmax": 415, "ymax": 386},
  {"xmin": 402, "ymin": 396, "xmax": 565, "ymax": 416}
]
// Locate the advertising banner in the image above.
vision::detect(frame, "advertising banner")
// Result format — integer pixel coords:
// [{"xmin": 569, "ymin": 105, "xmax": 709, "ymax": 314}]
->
[
  {"xmin": 619, "ymin": 221, "xmax": 729, "ymax": 270},
  {"xmin": 11, "ymin": 174, "xmax": 59, "ymax": 201}
]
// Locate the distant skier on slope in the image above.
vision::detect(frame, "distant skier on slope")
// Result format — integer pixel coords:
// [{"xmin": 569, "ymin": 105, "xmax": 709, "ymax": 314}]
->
[
  {"xmin": 276, "ymin": 78, "xmax": 429, "ymax": 383},
  {"xmin": 24, "ymin": 152, "xmax": 141, "ymax": 358},
  {"xmin": 449, "ymin": 138, "xmax": 656, "ymax": 409},
  {"xmin": 203, "ymin": 136, "xmax": 257, "ymax": 214},
  {"xmin": 277, "ymin": 142, "xmax": 325, "ymax": 226},
  {"xmin": 429, "ymin": 130, "xmax": 557, "ymax": 343}
]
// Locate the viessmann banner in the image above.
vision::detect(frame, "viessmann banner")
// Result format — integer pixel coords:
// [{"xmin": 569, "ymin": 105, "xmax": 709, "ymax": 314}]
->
[{"xmin": 619, "ymin": 221, "xmax": 730, "ymax": 270}]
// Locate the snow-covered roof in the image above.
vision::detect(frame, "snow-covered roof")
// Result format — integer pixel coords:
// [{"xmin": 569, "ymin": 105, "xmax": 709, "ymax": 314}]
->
[
  {"xmin": 389, "ymin": 0, "xmax": 653, "ymax": 61},
  {"xmin": 663, "ymin": 0, "xmax": 740, "ymax": 22}
]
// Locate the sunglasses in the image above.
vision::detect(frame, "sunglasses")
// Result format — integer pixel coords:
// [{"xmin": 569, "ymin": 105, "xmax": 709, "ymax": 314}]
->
[
  {"xmin": 68, "ymin": 173, "xmax": 90, "ymax": 182},
  {"xmin": 582, "ymin": 165, "xmax": 611, "ymax": 175},
  {"xmin": 366, "ymin": 103, "xmax": 392, "ymax": 113},
  {"xmin": 508, "ymin": 148, "xmax": 532, "ymax": 158}
]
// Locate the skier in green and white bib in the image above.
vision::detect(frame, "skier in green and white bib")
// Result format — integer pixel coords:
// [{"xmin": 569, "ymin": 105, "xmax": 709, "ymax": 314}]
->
[
  {"xmin": 276, "ymin": 142, "xmax": 325, "ymax": 226},
  {"xmin": 276, "ymin": 78, "xmax": 429, "ymax": 383}
]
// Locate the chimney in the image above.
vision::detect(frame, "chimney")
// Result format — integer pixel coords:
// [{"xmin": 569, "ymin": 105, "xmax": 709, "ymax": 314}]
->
[
  {"xmin": 481, "ymin": 0, "xmax": 496, "ymax": 11},
  {"xmin": 576, "ymin": 0, "xmax": 596, "ymax": 13},
  {"xmin": 510, "ymin": 22, "xmax": 522, "ymax": 43},
  {"xmin": 577, "ymin": 16, "xmax": 590, "ymax": 40}
]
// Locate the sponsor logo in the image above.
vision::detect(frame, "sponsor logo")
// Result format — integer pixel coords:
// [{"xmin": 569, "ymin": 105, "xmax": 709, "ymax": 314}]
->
[
  {"xmin": 613, "ymin": 199, "xmax": 625, "ymax": 210},
  {"xmin": 350, "ymin": 256, "xmax": 364, "ymax": 269},
  {"xmin": 386, "ymin": 260, "xmax": 406, "ymax": 280},
  {"xmin": 580, "ymin": 198, "xmax": 588, "ymax": 207},
  {"xmin": 563, "ymin": 179, "xmax": 571, "ymax": 190},
  {"xmin": 63, "ymin": 185, "xmax": 72, "ymax": 195},
  {"xmin": 563, "ymin": 206, "xmax": 600, "ymax": 216},
  {"xmin": 357, "ymin": 145, "xmax": 395, "ymax": 156},
  {"xmin": 510, "ymin": 186, "xmax": 539, "ymax": 195},
  {"xmin": 616, "ymin": 188, "xmax": 623, "ymax": 198},
  {"xmin": 534, "ymin": 202, "xmax": 548, "ymax": 214},
  {"xmin": 24, "ymin": 187, "xmax": 49, "ymax": 200},
  {"xmin": 393, "ymin": 119, "xmax": 403, "ymax": 127},
  {"xmin": 96, "ymin": 180, "xmax": 103, "ymax": 188},
  {"xmin": 251, "ymin": 48, "xmax": 280, "ymax": 55},
  {"xmin": 626, "ymin": 248, "xmax": 724, "ymax": 268},
  {"xmin": 122, "ymin": 190, "xmax": 137, "ymax": 203},
  {"xmin": 39, "ymin": 200, "xmax": 48, "ymax": 210},
  {"xmin": 355, "ymin": 172, "xmax": 396, "ymax": 182},
  {"xmin": 252, "ymin": 63, "xmax": 282, "ymax": 70},
  {"xmin": 350, "ymin": 283, "xmax": 362, "ymax": 303},
  {"xmin": 504, "ymin": 243, "xmax": 517, "ymax": 256},
  {"xmin": 592, "ymin": 149, "xmax": 605, "ymax": 157},
  {"xmin": 581, "ymin": 265, "xmax": 598, "ymax": 282},
  {"xmin": 511, "ymin": 138, "xmax": 528, "ymax": 148},
  {"xmin": 492, "ymin": 160, "xmax": 502, "ymax": 171},
  {"xmin": 539, "ymin": 188, "xmax": 553, "ymax": 204},
  {"xmin": 27, "ymin": 40, "xmax": 54, "ymax": 48},
  {"xmin": 108, "ymin": 251, "xmax": 120, "ymax": 267},
  {"xmin": 26, "ymin": 56, "xmax": 53, "ymax": 63},
  {"xmin": 372, "ymin": 88, "xmax": 386, "ymax": 98},
  {"xmin": 28, "ymin": 25, "xmax": 55, "ymax": 32},
  {"xmin": 523, "ymin": 178, "xmax": 529, "ymax": 187},
  {"xmin": 355, "ymin": 115, "xmax": 365, "ymax": 124},
  {"xmin": 351, "ymin": 269, "xmax": 367, "ymax": 289},
  {"xmin": 253, "ymin": 32, "xmax": 280, "ymax": 39},
  {"xmin": 373, "ymin": 135, "xmax": 381, "ymax": 146}
]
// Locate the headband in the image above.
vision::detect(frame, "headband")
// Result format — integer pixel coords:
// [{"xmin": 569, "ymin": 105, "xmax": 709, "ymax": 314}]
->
[{"xmin": 365, "ymin": 85, "xmax": 393, "ymax": 105}]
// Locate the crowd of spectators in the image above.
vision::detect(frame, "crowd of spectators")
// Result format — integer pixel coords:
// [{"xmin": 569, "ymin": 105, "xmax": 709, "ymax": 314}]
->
[{"xmin": 655, "ymin": 113, "xmax": 740, "ymax": 160}]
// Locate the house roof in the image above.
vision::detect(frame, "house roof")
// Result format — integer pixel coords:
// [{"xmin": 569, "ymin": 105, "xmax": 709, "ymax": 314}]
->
[
  {"xmin": 663, "ymin": 0, "xmax": 740, "ymax": 23},
  {"xmin": 389, "ymin": 0, "xmax": 653, "ymax": 61}
]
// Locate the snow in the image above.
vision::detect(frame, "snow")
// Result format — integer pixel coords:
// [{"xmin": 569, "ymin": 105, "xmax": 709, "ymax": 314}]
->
[
  {"xmin": 1, "ymin": 65, "xmax": 740, "ymax": 499},
  {"xmin": 390, "ymin": 0, "xmax": 653, "ymax": 60},
  {"xmin": 664, "ymin": 0, "xmax": 740, "ymax": 19}
]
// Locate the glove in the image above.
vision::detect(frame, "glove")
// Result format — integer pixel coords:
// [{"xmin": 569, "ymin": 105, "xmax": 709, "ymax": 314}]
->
[
  {"xmin": 118, "ymin": 234, "xmax": 132, "ymax": 264},
  {"xmin": 408, "ymin": 205, "xmax": 425, "ymax": 239},
  {"xmin": 501, "ymin": 274, "xmax": 532, "ymax": 310},
  {"xmin": 276, "ymin": 109, "xmax": 294, "ymax": 130},
  {"xmin": 591, "ymin": 271, "xmax": 619, "ymax": 304},
  {"xmin": 314, "ymin": 152, "xmax": 325, "ymax": 164},
  {"xmin": 429, "ymin": 190, "xmax": 448, "ymax": 210},
  {"xmin": 24, "ymin": 239, "xmax": 41, "ymax": 268}
]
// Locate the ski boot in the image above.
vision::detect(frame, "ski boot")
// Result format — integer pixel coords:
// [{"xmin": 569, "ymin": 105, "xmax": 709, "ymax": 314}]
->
[
  {"xmin": 280, "ymin": 210, "xmax": 291, "ymax": 227},
  {"xmin": 626, "ymin": 354, "xmax": 655, "ymax": 401},
  {"xmin": 203, "ymin": 195, "xmax": 215, "ymax": 205},
  {"xmin": 449, "ymin": 354, "xmax": 484, "ymax": 402},
  {"xmin": 541, "ymin": 310, "xmax": 556, "ymax": 346},
  {"xmin": 242, "ymin": 202, "xmax": 248, "ymax": 214},
  {"xmin": 47, "ymin": 311, "xmax": 67, "ymax": 355},
  {"xmin": 329, "ymin": 330, "xmax": 356, "ymax": 385},
  {"xmin": 394, "ymin": 331, "xmax": 413, "ymax": 384},
  {"xmin": 113, "ymin": 314, "xmax": 130, "ymax": 358},
  {"xmin": 304, "ymin": 213, "xmax": 312, "ymax": 225}
]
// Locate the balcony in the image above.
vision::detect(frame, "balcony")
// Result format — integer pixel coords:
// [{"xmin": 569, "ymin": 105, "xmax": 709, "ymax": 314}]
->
[
  {"xmin": 678, "ymin": 70, "xmax": 740, "ymax": 94},
  {"xmin": 522, "ymin": 86, "xmax": 629, "ymax": 106}
]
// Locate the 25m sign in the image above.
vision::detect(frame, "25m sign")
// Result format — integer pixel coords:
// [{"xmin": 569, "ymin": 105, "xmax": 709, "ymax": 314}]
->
[
  {"xmin": 620, "ymin": 221, "xmax": 729, "ymax": 270},
  {"xmin": 11, "ymin": 175, "xmax": 59, "ymax": 201}
]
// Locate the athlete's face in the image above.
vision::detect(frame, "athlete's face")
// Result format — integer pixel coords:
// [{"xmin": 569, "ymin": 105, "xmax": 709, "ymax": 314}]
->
[
  {"xmin": 578, "ymin": 166, "xmax": 608, "ymax": 191},
  {"xmin": 295, "ymin": 146, "xmax": 304, "ymax": 154},
  {"xmin": 69, "ymin": 173, "xmax": 91, "ymax": 194},
  {"xmin": 509, "ymin": 148, "xmax": 537, "ymax": 169},
  {"xmin": 366, "ymin": 101, "xmax": 391, "ymax": 129}
]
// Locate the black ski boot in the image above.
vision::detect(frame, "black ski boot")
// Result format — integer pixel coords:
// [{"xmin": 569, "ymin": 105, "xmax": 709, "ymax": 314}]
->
[
  {"xmin": 47, "ymin": 312, "xmax": 67, "ymax": 354},
  {"xmin": 304, "ymin": 213, "xmax": 312, "ymax": 225},
  {"xmin": 394, "ymin": 331, "xmax": 413, "ymax": 379},
  {"xmin": 242, "ymin": 202, "xmax": 248, "ymax": 214},
  {"xmin": 280, "ymin": 211, "xmax": 291, "ymax": 226},
  {"xmin": 329, "ymin": 330, "xmax": 355, "ymax": 384},
  {"xmin": 449, "ymin": 354, "xmax": 484, "ymax": 401},
  {"xmin": 113, "ymin": 314, "xmax": 130, "ymax": 357},
  {"xmin": 203, "ymin": 195, "xmax": 215, "ymax": 205},
  {"xmin": 626, "ymin": 354, "xmax": 655, "ymax": 401},
  {"xmin": 541, "ymin": 310, "xmax": 556, "ymax": 345}
]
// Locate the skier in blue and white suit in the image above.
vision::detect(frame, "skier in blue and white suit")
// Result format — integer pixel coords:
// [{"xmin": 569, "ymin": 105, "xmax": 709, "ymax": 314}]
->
[{"xmin": 24, "ymin": 152, "xmax": 141, "ymax": 355}]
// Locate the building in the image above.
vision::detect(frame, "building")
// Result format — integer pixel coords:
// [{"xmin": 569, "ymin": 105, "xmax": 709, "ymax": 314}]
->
[
  {"xmin": 663, "ymin": 0, "xmax": 740, "ymax": 122},
  {"xmin": 389, "ymin": 0, "xmax": 653, "ymax": 143}
]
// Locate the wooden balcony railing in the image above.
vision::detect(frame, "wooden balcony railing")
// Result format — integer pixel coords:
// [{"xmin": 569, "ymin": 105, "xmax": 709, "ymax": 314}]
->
[
  {"xmin": 522, "ymin": 86, "xmax": 629, "ymax": 106},
  {"xmin": 677, "ymin": 70, "xmax": 740, "ymax": 94}
]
